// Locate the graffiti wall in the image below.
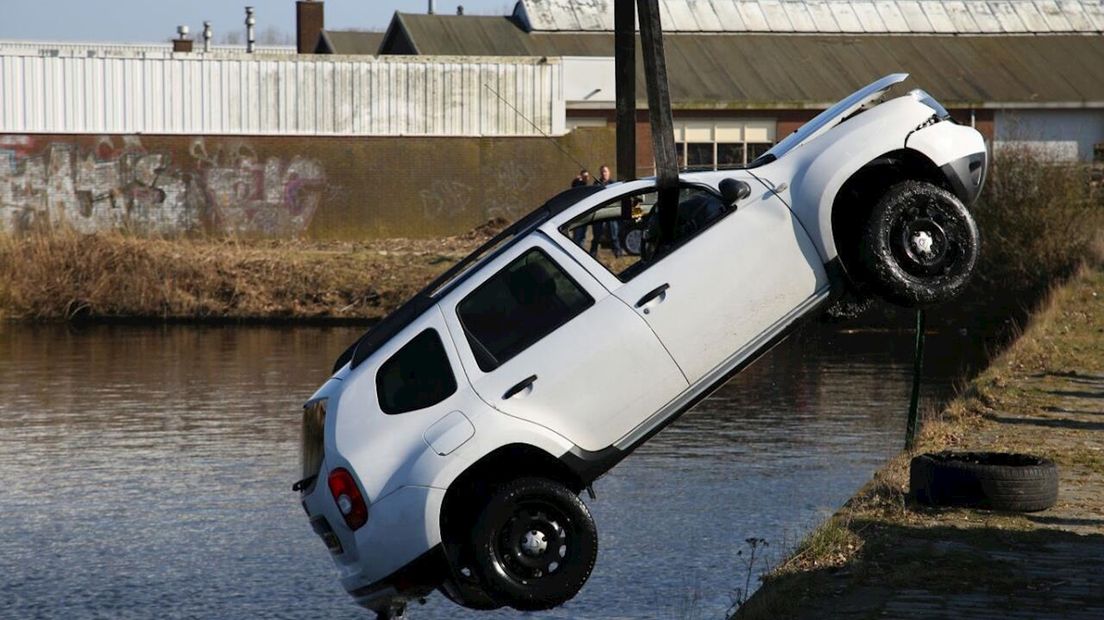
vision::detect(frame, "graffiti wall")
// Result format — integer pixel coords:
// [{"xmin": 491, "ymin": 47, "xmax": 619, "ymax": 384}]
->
[
  {"xmin": 0, "ymin": 135, "xmax": 325, "ymax": 236},
  {"xmin": 0, "ymin": 129, "xmax": 614, "ymax": 239}
]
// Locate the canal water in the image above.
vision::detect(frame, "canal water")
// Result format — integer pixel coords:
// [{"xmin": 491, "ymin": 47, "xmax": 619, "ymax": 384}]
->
[{"xmin": 0, "ymin": 322, "xmax": 986, "ymax": 619}]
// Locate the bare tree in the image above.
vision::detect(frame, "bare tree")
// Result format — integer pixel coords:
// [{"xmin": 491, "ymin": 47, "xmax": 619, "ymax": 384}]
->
[
  {"xmin": 257, "ymin": 26, "xmax": 293, "ymax": 45},
  {"xmin": 219, "ymin": 30, "xmax": 244, "ymax": 45}
]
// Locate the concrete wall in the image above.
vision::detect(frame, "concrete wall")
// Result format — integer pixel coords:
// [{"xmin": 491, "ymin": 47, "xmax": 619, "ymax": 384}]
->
[
  {"xmin": 995, "ymin": 109, "xmax": 1104, "ymax": 162},
  {"xmin": 0, "ymin": 129, "xmax": 614, "ymax": 238}
]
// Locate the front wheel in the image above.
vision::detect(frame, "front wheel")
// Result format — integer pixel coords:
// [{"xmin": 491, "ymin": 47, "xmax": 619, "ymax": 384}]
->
[
  {"xmin": 471, "ymin": 478, "xmax": 597, "ymax": 611},
  {"xmin": 860, "ymin": 180, "xmax": 979, "ymax": 307}
]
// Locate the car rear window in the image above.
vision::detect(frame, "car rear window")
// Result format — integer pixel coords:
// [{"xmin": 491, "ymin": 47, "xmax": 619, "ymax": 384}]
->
[
  {"xmin": 376, "ymin": 329, "xmax": 457, "ymax": 415},
  {"xmin": 457, "ymin": 248, "xmax": 593, "ymax": 372}
]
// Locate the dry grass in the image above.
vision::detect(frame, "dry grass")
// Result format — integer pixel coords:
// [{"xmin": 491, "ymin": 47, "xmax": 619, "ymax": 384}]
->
[{"xmin": 0, "ymin": 228, "xmax": 499, "ymax": 322}]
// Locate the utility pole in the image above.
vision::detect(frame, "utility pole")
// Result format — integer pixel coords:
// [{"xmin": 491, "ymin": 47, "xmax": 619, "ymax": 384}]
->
[
  {"xmin": 636, "ymin": 0, "xmax": 680, "ymax": 241},
  {"xmin": 614, "ymin": 0, "xmax": 636, "ymax": 183}
]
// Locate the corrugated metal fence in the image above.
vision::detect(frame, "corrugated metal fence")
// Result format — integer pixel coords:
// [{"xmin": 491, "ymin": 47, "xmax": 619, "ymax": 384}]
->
[{"xmin": 0, "ymin": 53, "xmax": 565, "ymax": 136}]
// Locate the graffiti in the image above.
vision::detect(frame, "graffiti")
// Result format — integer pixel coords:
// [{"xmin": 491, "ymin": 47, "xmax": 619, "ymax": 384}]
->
[
  {"xmin": 0, "ymin": 136, "xmax": 326, "ymax": 236},
  {"xmin": 189, "ymin": 138, "xmax": 325, "ymax": 235},
  {"xmin": 485, "ymin": 160, "xmax": 534, "ymax": 221},
  {"xmin": 419, "ymin": 179, "xmax": 475, "ymax": 220}
]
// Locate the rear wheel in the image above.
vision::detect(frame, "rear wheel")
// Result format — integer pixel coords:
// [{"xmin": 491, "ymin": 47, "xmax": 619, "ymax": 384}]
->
[
  {"xmin": 471, "ymin": 477, "xmax": 597, "ymax": 611},
  {"xmin": 859, "ymin": 180, "xmax": 979, "ymax": 307}
]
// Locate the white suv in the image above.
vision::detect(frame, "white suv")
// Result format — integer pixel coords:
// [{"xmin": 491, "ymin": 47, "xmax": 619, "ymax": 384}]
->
[{"xmin": 295, "ymin": 74, "xmax": 986, "ymax": 618}]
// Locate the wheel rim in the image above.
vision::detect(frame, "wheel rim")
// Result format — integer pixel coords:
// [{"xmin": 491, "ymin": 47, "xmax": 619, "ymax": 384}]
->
[
  {"xmin": 491, "ymin": 499, "xmax": 573, "ymax": 585},
  {"xmin": 889, "ymin": 200, "xmax": 962, "ymax": 277}
]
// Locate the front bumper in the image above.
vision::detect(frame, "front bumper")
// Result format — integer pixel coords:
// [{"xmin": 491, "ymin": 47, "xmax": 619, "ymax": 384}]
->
[{"xmin": 941, "ymin": 150, "xmax": 988, "ymax": 206}]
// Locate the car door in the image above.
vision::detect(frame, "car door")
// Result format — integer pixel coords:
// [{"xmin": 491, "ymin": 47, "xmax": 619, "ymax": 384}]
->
[
  {"xmin": 439, "ymin": 232, "xmax": 688, "ymax": 453},
  {"xmin": 556, "ymin": 178, "xmax": 830, "ymax": 386}
]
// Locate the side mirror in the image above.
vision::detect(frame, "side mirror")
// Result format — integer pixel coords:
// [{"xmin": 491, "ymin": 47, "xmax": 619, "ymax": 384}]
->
[{"xmin": 719, "ymin": 178, "xmax": 751, "ymax": 206}]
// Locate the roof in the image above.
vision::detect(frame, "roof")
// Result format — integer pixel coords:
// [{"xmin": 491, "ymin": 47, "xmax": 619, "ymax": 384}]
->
[
  {"xmin": 515, "ymin": 0, "xmax": 1104, "ymax": 34},
  {"xmin": 383, "ymin": 14, "xmax": 1104, "ymax": 107},
  {"xmin": 317, "ymin": 30, "xmax": 384, "ymax": 55}
]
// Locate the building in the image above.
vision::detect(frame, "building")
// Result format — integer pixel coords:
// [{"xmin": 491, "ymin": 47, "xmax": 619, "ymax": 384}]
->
[
  {"xmin": 4, "ymin": 0, "xmax": 1103, "ymax": 239},
  {"xmin": 363, "ymin": 0, "xmax": 1104, "ymax": 168}
]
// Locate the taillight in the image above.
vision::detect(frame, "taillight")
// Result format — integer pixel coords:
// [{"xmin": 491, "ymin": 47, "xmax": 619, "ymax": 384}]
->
[{"xmin": 327, "ymin": 467, "xmax": 369, "ymax": 530}]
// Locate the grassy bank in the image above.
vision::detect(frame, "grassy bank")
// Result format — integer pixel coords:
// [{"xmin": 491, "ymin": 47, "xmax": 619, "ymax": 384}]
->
[
  {"xmin": 734, "ymin": 256, "xmax": 1104, "ymax": 619},
  {"xmin": 0, "ymin": 227, "xmax": 496, "ymax": 322}
]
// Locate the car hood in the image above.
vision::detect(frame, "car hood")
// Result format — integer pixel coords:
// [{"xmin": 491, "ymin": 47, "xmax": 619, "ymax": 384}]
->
[{"xmin": 760, "ymin": 73, "xmax": 909, "ymax": 163}]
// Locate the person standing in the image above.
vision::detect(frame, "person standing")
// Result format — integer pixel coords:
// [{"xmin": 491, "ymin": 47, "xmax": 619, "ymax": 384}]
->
[
  {"xmin": 571, "ymin": 169, "xmax": 590, "ymax": 188},
  {"xmin": 590, "ymin": 165, "xmax": 622, "ymax": 257}
]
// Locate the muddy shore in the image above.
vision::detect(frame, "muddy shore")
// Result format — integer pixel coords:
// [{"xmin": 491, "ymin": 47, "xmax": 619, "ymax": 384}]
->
[{"xmin": 733, "ymin": 263, "xmax": 1104, "ymax": 619}]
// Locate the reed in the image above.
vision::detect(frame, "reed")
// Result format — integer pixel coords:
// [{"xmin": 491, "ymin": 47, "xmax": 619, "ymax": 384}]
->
[{"xmin": 0, "ymin": 230, "xmax": 479, "ymax": 322}]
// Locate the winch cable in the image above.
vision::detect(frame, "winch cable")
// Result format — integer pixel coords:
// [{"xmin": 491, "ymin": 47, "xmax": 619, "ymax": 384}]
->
[{"xmin": 905, "ymin": 309, "xmax": 927, "ymax": 450}]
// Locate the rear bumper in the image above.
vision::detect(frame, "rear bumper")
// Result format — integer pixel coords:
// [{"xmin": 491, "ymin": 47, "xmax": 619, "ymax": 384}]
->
[
  {"xmin": 301, "ymin": 483, "xmax": 447, "ymax": 609},
  {"xmin": 346, "ymin": 545, "xmax": 447, "ymax": 613}
]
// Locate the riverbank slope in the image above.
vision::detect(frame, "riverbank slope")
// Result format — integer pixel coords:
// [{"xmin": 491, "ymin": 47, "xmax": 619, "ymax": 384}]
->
[
  {"xmin": 734, "ymin": 263, "xmax": 1104, "ymax": 619},
  {"xmin": 0, "ymin": 228, "xmax": 495, "ymax": 322}
]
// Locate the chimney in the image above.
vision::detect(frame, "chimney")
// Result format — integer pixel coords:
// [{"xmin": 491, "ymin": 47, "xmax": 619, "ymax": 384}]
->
[
  {"xmin": 296, "ymin": 1, "xmax": 324, "ymax": 54},
  {"xmin": 172, "ymin": 25, "xmax": 193, "ymax": 53},
  {"xmin": 202, "ymin": 21, "xmax": 213, "ymax": 52},
  {"xmin": 428, "ymin": 0, "xmax": 436, "ymax": 14},
  {"xmin": 245, "ymin": 6, "xmax": 256, "ymax": 53}
]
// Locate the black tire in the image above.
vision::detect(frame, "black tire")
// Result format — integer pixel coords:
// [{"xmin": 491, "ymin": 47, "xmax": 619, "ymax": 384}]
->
[
  {"xmin": 859, "ymin": 181, "xmax": 979, "ymax": 307},
  {"xmin": 910, "ymin": 451, "xmax": 1058, "ymax": 512},
  {"xmin": 471, "ymin": 477, "xmax": 597, "ymax": 611}
]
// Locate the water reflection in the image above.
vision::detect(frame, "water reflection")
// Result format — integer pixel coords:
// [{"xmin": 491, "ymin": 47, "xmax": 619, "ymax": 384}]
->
[{"xmin": 0, "ymin": 322, "xmax": 984, "ymax": 619}]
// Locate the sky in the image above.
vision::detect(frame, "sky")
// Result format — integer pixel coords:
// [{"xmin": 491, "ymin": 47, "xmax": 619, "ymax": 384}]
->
[{"xmin": 0, "ymin": 0, "xmax": 515, "ymax": 44}]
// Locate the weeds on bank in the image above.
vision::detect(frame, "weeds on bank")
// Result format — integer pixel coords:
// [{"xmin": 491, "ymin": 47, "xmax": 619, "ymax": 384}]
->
[
  {"xmin": 0, "ymin": 228, "xmax": 490, "ymax": 321},
  {"xmin": 971, "ymin": 146, "xmax": 1104, "ymax": 292}
]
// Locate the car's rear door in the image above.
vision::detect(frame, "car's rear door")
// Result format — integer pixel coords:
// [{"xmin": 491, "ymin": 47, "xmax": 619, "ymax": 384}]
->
[{"xmin": 439, "ymin": 233, "xmax": 688, "ymax": 453}]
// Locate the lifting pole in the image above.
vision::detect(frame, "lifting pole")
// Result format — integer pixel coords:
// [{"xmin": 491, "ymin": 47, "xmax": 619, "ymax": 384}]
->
[
  {"xmin": 635, "ymin": 0, "xmax": 680, "ymax": 242},
  {"xmin": 614, "ymin": 0, "xmax": 636, "ymax": 184}
]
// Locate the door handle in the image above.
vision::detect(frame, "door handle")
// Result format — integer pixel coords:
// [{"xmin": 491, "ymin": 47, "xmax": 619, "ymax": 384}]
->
[
  {"xmin": 635, "ymin": 283, "xmax": 670, "ymax": 308},
  {"xmin": 503, "ymin": 375, "xmax": 537, "ymax": 400}
]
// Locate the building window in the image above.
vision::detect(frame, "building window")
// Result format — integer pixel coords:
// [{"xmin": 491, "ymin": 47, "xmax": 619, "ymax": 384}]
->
[{"xmin": 674, "ymin": 120, "xmax": 776, "ymax": 169}]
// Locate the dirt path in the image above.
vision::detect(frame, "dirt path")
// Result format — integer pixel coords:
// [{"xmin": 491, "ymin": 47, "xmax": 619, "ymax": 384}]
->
[{"xmin": 735, "ymin": 266, "xmax": 1104, "ymax": 619}]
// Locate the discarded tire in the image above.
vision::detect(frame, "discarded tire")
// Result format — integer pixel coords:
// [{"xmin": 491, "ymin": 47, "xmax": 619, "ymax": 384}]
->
[
  {"xmin": 860, "ymin": 181, "xmax": 979, "ymax": 307},
  {"xmin": 910, "ymin": 451, "xmax": 1058, "ymax": 512}
]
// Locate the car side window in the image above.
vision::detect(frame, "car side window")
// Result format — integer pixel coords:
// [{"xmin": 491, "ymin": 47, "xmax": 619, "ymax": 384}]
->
[
  {"xmin": 559, "ymin": 186, "xmax": 732, "ymax": 282},
  {"xmin": 457, "ymin": 248, "xmax": 594, "ymax": 372},
  {"xmin": 376, "ymin": 328, "xmax": 458, "ymax": 415}
]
